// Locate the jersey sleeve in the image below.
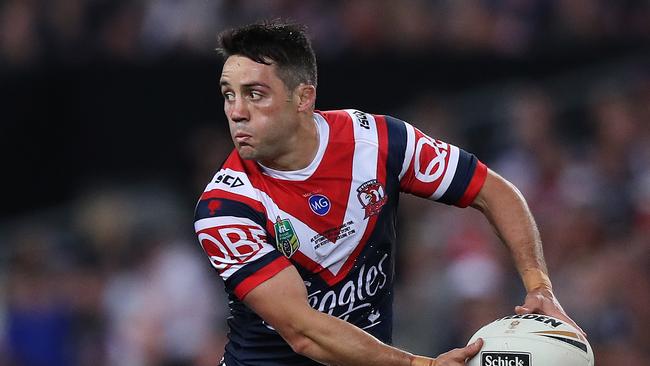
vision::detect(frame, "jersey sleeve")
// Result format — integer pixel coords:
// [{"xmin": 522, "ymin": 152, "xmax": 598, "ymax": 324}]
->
[
  {"xmin": 385, "ymin": 115, "xmax": 488, "ymax": 207},
  {"xmin": 194, "ymin": 170, "xmax": 291, "ymax": 300}
]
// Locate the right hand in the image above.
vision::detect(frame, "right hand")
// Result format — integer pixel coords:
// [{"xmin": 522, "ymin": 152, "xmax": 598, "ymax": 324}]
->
[{"xmin": 434, "ymin": 338, "xmax": 483, "ymax": 365}]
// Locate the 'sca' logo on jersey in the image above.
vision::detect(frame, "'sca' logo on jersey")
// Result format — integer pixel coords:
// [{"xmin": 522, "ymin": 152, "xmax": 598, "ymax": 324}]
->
[
  {"xmin": 357, "ymin": 179, "xmax": 387, "ymax": 218},
  {"xmin": 274, "ymin": 216, "xmax": 300, "ymax": 258},
  {"xmin": 215, "ymin": 173, "xmax": 244, "ymax": 188}
]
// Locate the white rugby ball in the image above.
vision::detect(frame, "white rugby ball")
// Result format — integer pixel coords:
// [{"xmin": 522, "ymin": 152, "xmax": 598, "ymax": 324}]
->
[{"xmin": 467, "ymin": 314, "xmax": 594, "ymax": 366}]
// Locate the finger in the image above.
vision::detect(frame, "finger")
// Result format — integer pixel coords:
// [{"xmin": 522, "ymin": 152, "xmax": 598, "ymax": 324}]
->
[
  {"xmin": 529, "ymin": 307, "xmax": 589, "ymax": 340},
  {"xmin": 461, "ymin": 338, "xmax": 483, "ymax": 359},
  {"xmin": 550, "ymin": 313, "xmax": 588, "ymax": 339},
  {"xmin": 555, "ymin": 316, "xmax": 587, "ymax": 339},
  {"xmin": 514, "ymin": 305, "xmax": 532, "ymax": 314},
  {"xmin": 574, "ymin": 323, "xmax": 588, "ymax": 339}
]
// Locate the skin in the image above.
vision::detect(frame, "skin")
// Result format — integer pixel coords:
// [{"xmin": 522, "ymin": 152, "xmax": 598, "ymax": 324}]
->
[
  {"xmin": 218, "ymin": 54, "xmax": 583, "ymax": 365},
  {"xmin": 471, "ymin": 173, "xmax": 586, "ymax": 337},
  {"xmin": 220, "ymin": 55, "xmax": 318, "ymax": 171}
]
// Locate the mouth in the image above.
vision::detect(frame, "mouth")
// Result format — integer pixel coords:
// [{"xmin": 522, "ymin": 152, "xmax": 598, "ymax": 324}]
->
[{"xmin": 234, "ymin": 132, "xmax": 252, "ymax": 145}]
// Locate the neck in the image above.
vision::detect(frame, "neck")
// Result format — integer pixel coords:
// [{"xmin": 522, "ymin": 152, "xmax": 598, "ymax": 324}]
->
[{"xmin": 260, "ymin": 112, "xmax": 319, "ymax": 171}]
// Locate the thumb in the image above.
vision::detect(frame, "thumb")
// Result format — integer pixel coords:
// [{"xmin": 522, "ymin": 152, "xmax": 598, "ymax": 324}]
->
[{"xmin": 463, "ymin": 338, "xmax": 483, "ymax": 359}]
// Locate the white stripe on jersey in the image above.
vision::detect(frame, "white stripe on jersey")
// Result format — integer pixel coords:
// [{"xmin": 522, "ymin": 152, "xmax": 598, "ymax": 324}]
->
[
  {"xmin": 194, "ymin": 216, "xmax": 261, "ymax": 231},
  {"xmin": 430, "ymin": 145, "xmax": 460, "ymax": 200},
  {"xmin": 399, "ymin": 122, "xmax": 416, "ymax": 181}
]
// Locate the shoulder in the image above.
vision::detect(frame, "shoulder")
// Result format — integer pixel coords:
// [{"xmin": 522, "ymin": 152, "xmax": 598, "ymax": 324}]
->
[
  {"xmin": 319, "ymin": 109, "xmax": 410, "ymax": 130},
  {"xmin": 195, "ymin": 150, "xmax": 266, "ymax": 220},
  {"xmin": 318, "ymin": 108, "xmax": 400, "ymax": 137},
  {"xmin": 201, "ymin": 151, "xmax": 249, "ymax": 194}
]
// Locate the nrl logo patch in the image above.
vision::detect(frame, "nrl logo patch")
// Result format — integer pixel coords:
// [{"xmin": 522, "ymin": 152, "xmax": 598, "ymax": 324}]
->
[
  {"xmin": 274, "ymin": 216, "xmax": 300, "ymax": 258},
  {"xmin": 357, "ymin": 179, "xmax": 387, "ymax": 219}
]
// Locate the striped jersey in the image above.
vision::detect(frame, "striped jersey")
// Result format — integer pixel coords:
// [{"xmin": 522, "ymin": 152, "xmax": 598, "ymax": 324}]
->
[{"xmin": 194, "ymin": 110, "xmax": 487, "ymax": 365}]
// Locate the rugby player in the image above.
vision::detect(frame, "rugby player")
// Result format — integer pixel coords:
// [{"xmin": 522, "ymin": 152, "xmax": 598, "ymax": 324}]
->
[{"xmin": 194, "ymin": 21, "xmax": 584, "ymax": 366}]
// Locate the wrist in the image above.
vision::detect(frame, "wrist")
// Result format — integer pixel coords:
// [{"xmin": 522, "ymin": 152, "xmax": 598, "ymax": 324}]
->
[
  {"xmin": 411, "ymin": 355, "xmax": 436, "ymax": 366},
  {"xmin": 522, "ymin": 268, "xmax": 552, "ymax": 293}
]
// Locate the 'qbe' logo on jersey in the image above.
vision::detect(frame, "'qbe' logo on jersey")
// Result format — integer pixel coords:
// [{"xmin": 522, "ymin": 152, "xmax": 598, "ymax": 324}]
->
[
  {"xmin": 357, "ymin": 179, "xmax": 387, "ymax": 218},
  {"xmin": 308, "ymin": 194, "xmax": 331, "ymax": 216},
  {"xmin": 197, "ymin": 224, "xmax": 266, "ymax": 270}
]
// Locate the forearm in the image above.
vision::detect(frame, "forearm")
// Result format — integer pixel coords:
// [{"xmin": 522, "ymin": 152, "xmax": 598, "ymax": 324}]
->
[
  {"xmin": 244, "ymin": 266, "xmax": 435, "ymax": 366},
  {"xmin": 469, "ymin": 171, "xmax": 585, "ymax": 336},
  {"xmin": 281, "ymin": 307, "xmax": 429, "ymax": 366},
  {"xmin": 471, "ymin": 170, "xmax": 551, "ymax": 291}
]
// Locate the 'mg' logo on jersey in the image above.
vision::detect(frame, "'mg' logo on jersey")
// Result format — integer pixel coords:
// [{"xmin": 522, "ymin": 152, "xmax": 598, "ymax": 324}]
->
[
  {"xmin": 274, "ymin": 216, "xmax": 300, "ymax": 258},
  {"xmin": 308, "ymin": 194, "xmax": 331, "ymax": 216}
]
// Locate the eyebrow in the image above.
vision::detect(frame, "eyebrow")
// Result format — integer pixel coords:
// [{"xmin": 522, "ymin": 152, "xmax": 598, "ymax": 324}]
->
[
  {"xmin": 243, "ymin": 82, "xmax": 270, "ymax": 89},
  {"xmin": 219, "ymin": 80, "xmax": 270, "ymax": 89}
]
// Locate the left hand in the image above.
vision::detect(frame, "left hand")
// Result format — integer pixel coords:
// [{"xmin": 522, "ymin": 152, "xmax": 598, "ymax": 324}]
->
[{"xmin": 515, "ymin": 286, "xmax": 587, "ymax": 339}]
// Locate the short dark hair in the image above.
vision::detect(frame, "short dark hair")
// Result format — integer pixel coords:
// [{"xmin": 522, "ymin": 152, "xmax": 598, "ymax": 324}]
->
[{"xmin": 217, "ymin": 20, "xmax": 317, "ymax": 90}]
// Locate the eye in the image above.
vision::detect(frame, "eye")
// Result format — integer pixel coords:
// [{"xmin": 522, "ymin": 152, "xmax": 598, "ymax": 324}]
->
[
  {"xmin": 248, "ymin": 90, "xmax": 263, "ymax": 101},
  {"xmin": 222, "ymin": 91, "xmax": 235, "ymax": 101}
]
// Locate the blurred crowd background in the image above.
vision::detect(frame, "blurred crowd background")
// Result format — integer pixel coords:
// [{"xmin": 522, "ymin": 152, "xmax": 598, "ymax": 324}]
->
[{"xmin": 1, "ymin": 1, "xmax": 649, "ymax": 365}]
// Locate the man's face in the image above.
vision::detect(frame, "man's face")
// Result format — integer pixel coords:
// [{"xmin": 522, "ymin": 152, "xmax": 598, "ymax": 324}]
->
[{"xmin": 220, "ymin": 55, "xmax": 299, "ymax": 162}]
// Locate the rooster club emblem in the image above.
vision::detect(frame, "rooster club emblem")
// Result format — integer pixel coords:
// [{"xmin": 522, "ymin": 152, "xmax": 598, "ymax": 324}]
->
[{"xmin": 357, "ymin": 179, "xmax": 387, "ymax": 219}]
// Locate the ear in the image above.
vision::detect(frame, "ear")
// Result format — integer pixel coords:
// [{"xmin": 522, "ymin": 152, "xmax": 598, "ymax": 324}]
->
[{"xmin": 296, "ymin": 84, "xmax": 316, "ymax": 112}]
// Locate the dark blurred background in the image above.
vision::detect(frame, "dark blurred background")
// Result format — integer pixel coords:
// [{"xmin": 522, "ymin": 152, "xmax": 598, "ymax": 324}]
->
[{"xmin": 1, "ymin": 1, "xmax": 649, "ymax": 365}]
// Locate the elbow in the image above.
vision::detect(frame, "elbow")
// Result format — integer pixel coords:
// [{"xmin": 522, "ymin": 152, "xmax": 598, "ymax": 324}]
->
[
  {"xmin": 286, "ymin": 334, "xmax": 312, "ymax": 356},
  {"xmin": 274, "ymin": 317, "xmax": 313, "ymax": 356},
  {"xmin": 280, "ymin": 327, "xmax": 314, "ymax": 356}
]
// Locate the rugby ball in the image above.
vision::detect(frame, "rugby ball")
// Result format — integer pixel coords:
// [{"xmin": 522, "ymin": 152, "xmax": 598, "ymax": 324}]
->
[{"xmin": 467, "ymin": 314, "xmax": 594, "ymax": 366}]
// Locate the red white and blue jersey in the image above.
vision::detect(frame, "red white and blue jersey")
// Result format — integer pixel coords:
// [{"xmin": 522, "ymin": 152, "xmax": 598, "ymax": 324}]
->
[{"xmin": 194, "ymin": 110, "xmax": 487, "ymax": 366}]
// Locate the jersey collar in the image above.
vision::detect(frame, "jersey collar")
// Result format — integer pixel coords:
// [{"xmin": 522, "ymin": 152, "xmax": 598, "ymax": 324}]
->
[{"xmin": 258, "ymin": 112, "xmax": 329, "ymax": 181}]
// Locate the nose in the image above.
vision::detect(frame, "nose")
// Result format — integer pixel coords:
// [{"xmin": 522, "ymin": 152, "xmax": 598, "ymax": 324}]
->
[{"xmin": 228, "ymin": 97, "xmax": 249, "ymax": 123}]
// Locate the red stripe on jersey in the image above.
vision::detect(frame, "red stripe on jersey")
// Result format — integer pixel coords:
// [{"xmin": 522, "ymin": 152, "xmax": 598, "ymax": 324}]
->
[
  {"xmin": 201, "ymin": 189, "xmax": 266, "ymax": 213},
  {"xmin": 457, "ymin": 161, "xmax": 488, "ymax": 208},
  {"xmin": 292, "ymin": 251, "xmax": 327, "ymax": 274},
  {"xmin": 234, "ymin": 256, "xmax": 292, "ymax": 300},
  {"xmin": 398, "ymin": 128, "xmax": 416, "ymax": 193},
  {"xmin": 375, "ymin": 115, "xmax": 389, "ymax": 190}
]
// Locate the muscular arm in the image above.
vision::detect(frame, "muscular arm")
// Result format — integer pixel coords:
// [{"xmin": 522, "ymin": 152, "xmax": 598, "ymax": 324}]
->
[
  {"xmin": 243, "ymin": 265, "xmax": 481, "ymax": 366},
  {"xmin": 470, "ymin": 169, "xmax": 548, "ymax": 286},
  {"xmin": 471, "ymin": 169, "xmax": 586, "ymax": 336}
]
